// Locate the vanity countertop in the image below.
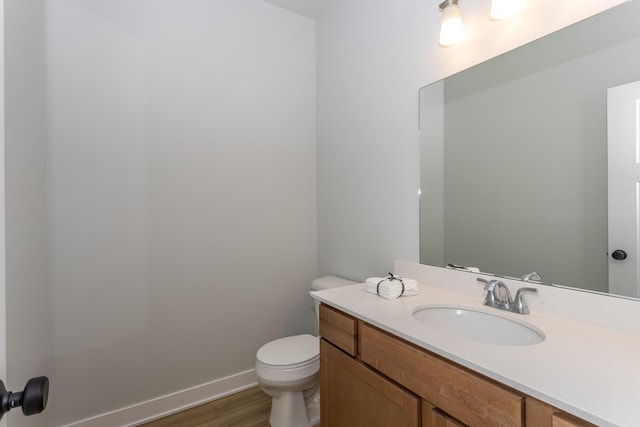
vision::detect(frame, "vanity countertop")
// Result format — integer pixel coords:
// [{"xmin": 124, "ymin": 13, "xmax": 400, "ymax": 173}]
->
[{"xmin": 311, "ymin": 280, "xmax": 640, "ymax": 427}]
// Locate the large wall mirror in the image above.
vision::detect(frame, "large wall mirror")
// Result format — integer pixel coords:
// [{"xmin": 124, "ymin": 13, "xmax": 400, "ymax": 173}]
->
[{"xmin": 419, "ymin": 1, "xmax": 640, "ymax": 299}]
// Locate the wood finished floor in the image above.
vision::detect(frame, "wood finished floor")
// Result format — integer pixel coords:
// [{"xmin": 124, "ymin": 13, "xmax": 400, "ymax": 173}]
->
[{"xmin": 139, "ymin": 387, "xmax": 272, "ymax": 427}]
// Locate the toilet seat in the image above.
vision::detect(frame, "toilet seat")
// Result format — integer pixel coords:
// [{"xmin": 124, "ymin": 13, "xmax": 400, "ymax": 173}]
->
[
  {"xmin": 256, "ymin": 334, "xmax": 319, "ymax": 369},
  {"xmin": 256, "ymin": 335, "xmax": 320, "ymax": 382}
]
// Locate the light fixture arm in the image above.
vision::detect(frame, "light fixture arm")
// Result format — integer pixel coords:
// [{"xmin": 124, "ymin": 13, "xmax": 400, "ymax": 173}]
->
[{"xmin": 439, "ymin": 0, "xmax": 459, "ymax": 11}]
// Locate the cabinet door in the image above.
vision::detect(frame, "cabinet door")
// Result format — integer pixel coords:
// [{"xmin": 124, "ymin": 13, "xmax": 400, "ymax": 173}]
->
[
  {"xmin": 431, "ymin": 410, "xmax": 467, "ymax": 427},
  {"xmin": 320, "ymin": 339, "xmax": 420, "ymax": 427},
  {"xmin": 423, "ymin": 401, "xmax": 467, "ymax": 427}
]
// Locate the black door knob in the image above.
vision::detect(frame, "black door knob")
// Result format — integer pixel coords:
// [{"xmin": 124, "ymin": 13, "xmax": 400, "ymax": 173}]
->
[
  {"xmin": 612, "ymin": 249, "xmax": 628, "ymax": 260},
  {"xmin": 0, "ymin": 376, "xmax": 48, "ymax": 420}
]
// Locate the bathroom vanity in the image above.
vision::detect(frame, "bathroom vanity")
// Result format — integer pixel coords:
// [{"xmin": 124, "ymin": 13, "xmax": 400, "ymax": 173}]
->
[
  {"xmin": 319, "ymin": 304, "xmax": 591, "ymax": 427},
  {"xmin": 312, "ymin": 262, "xmax": 640, "ymax": 427}
]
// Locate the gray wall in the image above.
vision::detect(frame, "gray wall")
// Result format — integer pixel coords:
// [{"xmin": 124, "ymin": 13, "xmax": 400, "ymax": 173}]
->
[
  {"xmin": 46, "ymin": 0, "xmax": 316, "ymax": 424},
  {"xmin": 441, "ymin": 5, "xmax": 640, "ymax": 292},
  {"xmin": 4, "ymin": 0, "xmax": 50, "ymax": 426},
  {"xmin": 419, "ymin": 81, "xmax": 445, "ymax": 268}
]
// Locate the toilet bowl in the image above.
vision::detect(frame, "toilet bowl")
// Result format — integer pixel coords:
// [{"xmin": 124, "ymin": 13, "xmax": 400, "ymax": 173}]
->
[
  {"xmin": 256, "ymin": 334, "xmax": 320, "ymax": 427},
  {"xmin": 255, "ymin": 276, "xmax": 357, "ymax": 427}
]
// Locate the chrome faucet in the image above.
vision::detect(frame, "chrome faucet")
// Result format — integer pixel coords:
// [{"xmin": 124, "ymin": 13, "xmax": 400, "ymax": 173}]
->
[{"xmin": 477, "ymin": 278, "xmax": 537, "ymax": 315}]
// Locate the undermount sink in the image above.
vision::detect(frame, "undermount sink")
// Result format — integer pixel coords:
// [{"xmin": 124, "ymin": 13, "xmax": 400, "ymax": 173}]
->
[{"xmin": 412, "ymin": 305, "xmax": 545, "ymax": 346}]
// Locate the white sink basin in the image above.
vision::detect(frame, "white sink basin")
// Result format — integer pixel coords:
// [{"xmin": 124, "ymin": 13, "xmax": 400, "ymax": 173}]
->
[{"xmin": 412, "ymin": 305, "xmax": 545, "ymax": 346}]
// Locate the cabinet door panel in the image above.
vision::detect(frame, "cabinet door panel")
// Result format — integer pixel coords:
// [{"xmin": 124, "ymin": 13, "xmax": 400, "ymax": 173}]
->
[
  {"xmin": 423, "ymin": 401, "xmax": 468, "ymax": 427},
  {"xmin": 359, "ymin": 322, "xmax": 523, "ymax": 427},
  {"xmin": 320, "ymin": 339, "xmax": 419, "ymax": 427},
  {"xmin": 432, "ymin": 409, "xmax": 467, "ymax": 427}
]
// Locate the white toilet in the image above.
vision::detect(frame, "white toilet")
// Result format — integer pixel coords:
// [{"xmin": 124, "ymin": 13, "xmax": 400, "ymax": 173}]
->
[{"xmin": 255, "ymin": 276, "xmax": 357, "ymax": 427}]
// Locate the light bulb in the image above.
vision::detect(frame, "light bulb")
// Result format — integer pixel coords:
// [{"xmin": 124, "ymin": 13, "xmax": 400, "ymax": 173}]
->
[{"xmin": 439, "ymin": 1, "xmax": 464, "ymax": 46}]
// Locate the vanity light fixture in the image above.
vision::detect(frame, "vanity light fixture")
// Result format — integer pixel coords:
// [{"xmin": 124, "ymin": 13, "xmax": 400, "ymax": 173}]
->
[
  {"xmin": 439, "ymin": 0, "xmax": 465, "ymax": 46},
  {"xmin": 438, "ymin": 0, "xmax": 524, "ymax": 47},
  {"xmin": 490, "ymin": 0, "xmax": 523, "ymax": 20}
]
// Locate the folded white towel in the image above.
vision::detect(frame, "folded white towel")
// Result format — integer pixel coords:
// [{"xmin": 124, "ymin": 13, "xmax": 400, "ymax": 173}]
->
[{"xmin": 365, "ymin": 274, "xmax": 419, "ymax": 299}]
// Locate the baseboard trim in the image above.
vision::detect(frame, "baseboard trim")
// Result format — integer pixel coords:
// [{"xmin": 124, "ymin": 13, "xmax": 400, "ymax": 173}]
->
[{"xmin": 62, "ymin": 369, "xmax": 258, "ymax": 427}]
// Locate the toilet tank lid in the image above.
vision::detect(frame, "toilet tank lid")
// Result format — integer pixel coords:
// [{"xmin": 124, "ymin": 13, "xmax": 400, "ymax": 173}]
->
[{"xmin": 311, "ymin": 276, "xmax": 358, "ymax": 291}]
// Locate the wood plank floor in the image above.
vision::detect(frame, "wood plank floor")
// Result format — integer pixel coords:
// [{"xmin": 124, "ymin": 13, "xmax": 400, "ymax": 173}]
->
[{"xmin": 139, "ymin": 387, "xmax": 272, "ymax": 427}]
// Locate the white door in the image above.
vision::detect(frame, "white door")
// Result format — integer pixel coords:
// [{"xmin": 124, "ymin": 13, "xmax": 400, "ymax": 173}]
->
[
  {"xmin": 0, "ymin": 1, "xmax": 7, "ymax": 425},
  {"xmin": 607, "ymin": 80, "xmax": 640, "ymax": 298}
]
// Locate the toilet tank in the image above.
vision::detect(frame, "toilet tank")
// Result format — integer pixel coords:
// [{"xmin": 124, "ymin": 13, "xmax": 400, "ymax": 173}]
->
[{"xmin": 310, "ymin": 276, "xmax": 358, "ymax": 331}]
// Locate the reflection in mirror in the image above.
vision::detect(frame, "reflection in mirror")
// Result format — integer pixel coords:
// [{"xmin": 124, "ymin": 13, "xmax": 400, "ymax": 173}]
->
[{"xmin": 419, "ymin": 1, "xmax": 640, "ymax": 299}]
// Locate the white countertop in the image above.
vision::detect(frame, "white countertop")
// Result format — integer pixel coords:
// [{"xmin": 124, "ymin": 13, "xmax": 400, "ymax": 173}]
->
[{"xmin": 311, "ymin": 281, "xmax": 640, "ymax": 427}]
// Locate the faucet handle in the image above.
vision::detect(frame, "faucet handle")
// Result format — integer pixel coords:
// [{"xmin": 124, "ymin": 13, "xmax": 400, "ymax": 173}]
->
[
  {"xmin": 477, "ymin": 277, "xmax": 496, "ymax": 291},
  {"xmin": 476, "ymin": 277, "xmax": 500, "ymax": 291},
  {"xmin": 513, "ymin": 287, "xmax": 537, "ymax": 314},
  {"xmin": 477, "ymin": 278, "xmax": 500, "ymax": 305}
]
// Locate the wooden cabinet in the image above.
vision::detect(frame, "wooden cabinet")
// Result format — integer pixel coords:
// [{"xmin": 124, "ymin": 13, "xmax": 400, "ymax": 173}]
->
[
  {"xmin": 359, "ymin": 322, "xmax": 523, "ymax": 427},
  {"xmin": 320, "ymin": 339, "xmax": 420, "ymax": 427},
  {"xmin": 423, "ymin": 401, "xmax": 467, "ymax": 427},
  {"xmin": 318, "ymin": 304, "xmax": 357, "ymax": 356},
  {"xmin": 319, "ymin": 303, "xmax": 596, "ymax": 427},
  {"xmin": 526, "ymin": 397, "xmax": 597, "ymax": 427}
]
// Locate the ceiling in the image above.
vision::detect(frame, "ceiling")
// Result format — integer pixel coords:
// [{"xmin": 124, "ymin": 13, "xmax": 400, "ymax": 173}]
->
[{"xmin": 263, "ymin": 0, "xmax": 334, "ymax": 19}]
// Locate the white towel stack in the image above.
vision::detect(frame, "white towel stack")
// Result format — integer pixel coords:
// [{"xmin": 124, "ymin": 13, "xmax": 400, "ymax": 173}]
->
[{"xmin": 365, "ymin": 274, "xmax": 419, "ymax": 300}]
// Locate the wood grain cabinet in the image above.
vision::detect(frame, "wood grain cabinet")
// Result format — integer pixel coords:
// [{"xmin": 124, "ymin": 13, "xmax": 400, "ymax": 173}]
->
[
  {"xmin": 359, "ymin": 322, "xmax": 522, "ymax": 427},
  {"xmin": 423, "ymin": 401, "xmax": 467, "ymax": 427},
  {"xmin": 526, "ymin": 397, "xmax": 597, "ymax": 427},
  {"xmin": 320, "ymin": 339, "xmax": 420, "ymax": 427},
  {"xmin": 318, "ymin": 303, "xmax": 596, "ymax": 427},
  {"xmin": 318, "ymin": 304, "xmax": 357, "ymax": 356}
]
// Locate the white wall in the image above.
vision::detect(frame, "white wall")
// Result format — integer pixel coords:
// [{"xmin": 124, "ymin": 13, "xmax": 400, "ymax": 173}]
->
[
  {"xmin": 4, "ymin": 0, "xmax": 50, "ymax": 426},
  {"xmin": 316, "ymin": 0, "xmax": 425, "ymax": 280},
  {"xmin": 46, "ymin": 0, "xmax": 316, "ymax": 424},
  {"xmin": 316, "ymin": 0, "xmax": 627, "ymax": 281}
]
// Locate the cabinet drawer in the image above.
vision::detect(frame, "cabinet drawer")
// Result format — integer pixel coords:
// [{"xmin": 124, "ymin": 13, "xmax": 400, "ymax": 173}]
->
[
  {"xmin": 526, "ymin": 397, "xmax": 597, "ymax": 427},
  {"xmin": 359, "ymin": 322, "xmax": 524, "ymax": 427},
  {"xmin": 319, "ymin": 304, "xmax": 357, "ymax": 356}
]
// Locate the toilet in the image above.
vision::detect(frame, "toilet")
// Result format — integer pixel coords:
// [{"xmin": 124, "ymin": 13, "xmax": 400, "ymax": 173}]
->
[{"xmin": 255, "ymin": 276, "xmax": 357, "ymax": 427}]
